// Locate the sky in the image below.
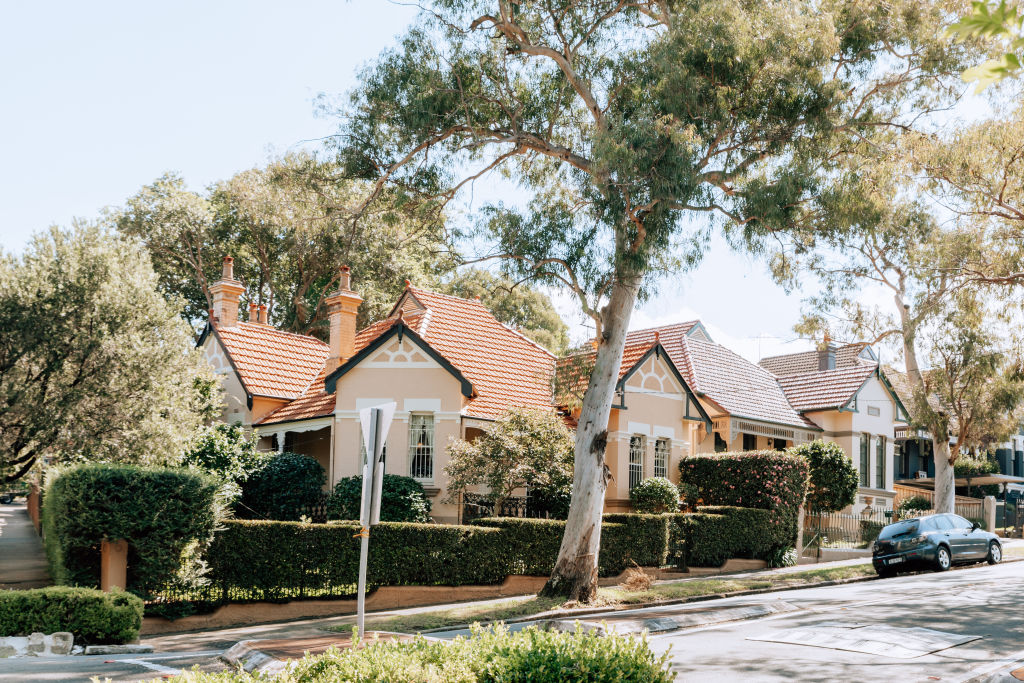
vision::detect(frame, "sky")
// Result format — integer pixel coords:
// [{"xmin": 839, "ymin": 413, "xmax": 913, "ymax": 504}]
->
[{"xmin": 0, "ymin": 0, "xmax": 906, "ymax": 365}]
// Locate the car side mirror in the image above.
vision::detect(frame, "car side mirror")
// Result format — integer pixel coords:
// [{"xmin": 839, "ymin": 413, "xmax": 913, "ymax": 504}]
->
[{"xmin": 972, "ymin": 522, "xmax": 981, "ymax": 531}]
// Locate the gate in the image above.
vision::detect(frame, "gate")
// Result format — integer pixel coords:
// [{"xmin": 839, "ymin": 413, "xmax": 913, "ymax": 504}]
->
[{"xmin": 802, "ymin": 508, "xmax": 893, "ymax": 557}]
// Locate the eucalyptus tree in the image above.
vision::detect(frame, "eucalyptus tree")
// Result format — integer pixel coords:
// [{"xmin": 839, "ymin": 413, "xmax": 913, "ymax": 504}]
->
[
  {"xmin": 333, "ymin": 0, "xmax": 973, "ymax": 600},
  {"xmin": 949, "ymin": 0, "xmax": 1024, "ymax": 89}
]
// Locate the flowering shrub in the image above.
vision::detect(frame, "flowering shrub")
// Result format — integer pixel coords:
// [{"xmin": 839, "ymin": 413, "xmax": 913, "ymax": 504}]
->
[
  {"xmin": 628, "ymin": 477, "xmax": 680, "ymax": 513},
  {"xmin": 678, "ymin": 450, "xmax": 809, "ymax": 549}
]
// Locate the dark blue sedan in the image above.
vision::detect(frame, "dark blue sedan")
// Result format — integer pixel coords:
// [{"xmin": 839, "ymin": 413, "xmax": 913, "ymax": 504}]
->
[{"xmin": 872, "ymin": 513, "xmax": 1002, "ymax": 576}]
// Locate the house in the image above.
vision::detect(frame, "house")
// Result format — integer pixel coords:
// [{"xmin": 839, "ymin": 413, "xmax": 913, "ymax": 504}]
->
[
  {"xmin": 762, "ymin": 342, "xmax": 910, "ymax": 512},
  {"xmin": 200, "ymin": 257, "xmax": 555, "ymax": 523}
]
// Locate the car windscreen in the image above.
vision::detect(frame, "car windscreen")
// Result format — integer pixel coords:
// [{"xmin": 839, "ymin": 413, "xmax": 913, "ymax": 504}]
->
[{"xmin": 879, "ymin": 519, "xmax": 920, "ymax": 540}]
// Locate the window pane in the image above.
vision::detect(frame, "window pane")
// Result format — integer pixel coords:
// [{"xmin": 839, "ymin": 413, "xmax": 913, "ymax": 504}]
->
[
  {"xmin": 654, "ymin": 438, "xmax": 669, "ymax": 478},
  {"xmin": 629, "ymin": 435, "xmax": 645, "ymax": 490},
  {"xmin": 860, "ymin": 434, "xmax": 870, "ymax": 487},
  {"xmin": 742, "ymin": 433, "xmax": 757, "ymax": 451},
  {"xmin": 408, "ymin": 414, "xmax": 434, "ymax": 479},
  {"xmin": 934, "ymin": 515, "xmax": 954, "ymax": 530},
  {"xmin": 876, "ymin": 436, "xmax": 886, "ymax": 488}
]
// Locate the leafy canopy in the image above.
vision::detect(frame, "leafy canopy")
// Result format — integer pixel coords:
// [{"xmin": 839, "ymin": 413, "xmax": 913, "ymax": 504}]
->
[
  {"xmin": 444, "ymin": 407, "xmax": 574, "ymax": 509},
  {"xmin": 0, "ymin": 225, "xmax": 219, "ymax": 482},
  {"xmin": 949, "ymin": 0, "xmax": 1024, "ymax": 90}
]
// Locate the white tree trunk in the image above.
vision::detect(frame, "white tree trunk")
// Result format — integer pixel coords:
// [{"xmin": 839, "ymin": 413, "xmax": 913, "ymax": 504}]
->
[
  {"xmin": 541, "ymin": 277, "xmax": 639, "ymax": 601},
  {"xmin": 896, "ymin": 295, "xmax": 955, "ymax": 513}
]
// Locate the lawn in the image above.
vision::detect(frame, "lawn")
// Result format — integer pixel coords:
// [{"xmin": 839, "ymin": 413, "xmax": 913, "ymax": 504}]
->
[{"xmin": 325, "ymin": 563, "xmax": 877, "ymax": 636}]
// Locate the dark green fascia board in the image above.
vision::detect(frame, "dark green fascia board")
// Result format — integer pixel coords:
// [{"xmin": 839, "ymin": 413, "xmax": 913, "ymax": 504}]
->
[
  {"xmin": 324, "ymin": 321, "xmax": 474, "ymax": 399},
  {"xmin": 616, "ymin": 343, "xmax": 713, "ymax": 431}
]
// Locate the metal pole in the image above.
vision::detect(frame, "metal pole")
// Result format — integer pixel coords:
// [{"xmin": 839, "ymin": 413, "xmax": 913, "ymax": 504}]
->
[
  {"xmin": 355, "ymin": 408, "xmax": 381, "ymax": 641},
  {"xmin": 356, "ymin": 525, "xmax": 369, "ymax": 639}
]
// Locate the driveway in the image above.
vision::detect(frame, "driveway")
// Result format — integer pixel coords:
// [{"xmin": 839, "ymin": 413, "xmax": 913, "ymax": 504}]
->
[{"xmin": 0, "ymin": 503, "xmax": 51, "ymax": 589}]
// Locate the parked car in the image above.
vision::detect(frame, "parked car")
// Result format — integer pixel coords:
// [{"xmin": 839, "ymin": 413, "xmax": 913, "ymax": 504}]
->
[
  {"xmin": 0, "ymin": 492, "xmax": 14, "ymax": 504},
  {"xmin": 872, "ymin": 513, "xmax": 1002, "ymax": 576}
]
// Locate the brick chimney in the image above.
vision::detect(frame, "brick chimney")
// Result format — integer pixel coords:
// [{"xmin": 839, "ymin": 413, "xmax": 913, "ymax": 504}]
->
[
  {"xmin": 818, "ymin": 331, "xmax": 837, "ymax": 371},
  {"xmin": 324, "ymin": 266, "xmax": 363, "ymax": 373},
  {"xmin": 209, "ymin": 256, "xmax": 245, "ymax": 328}
]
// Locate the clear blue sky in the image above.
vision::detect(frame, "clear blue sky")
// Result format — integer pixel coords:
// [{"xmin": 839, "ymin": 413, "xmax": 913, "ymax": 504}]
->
[{"xmin": 0, "ymin": 0, "xmax": 823, "ymax": 361}]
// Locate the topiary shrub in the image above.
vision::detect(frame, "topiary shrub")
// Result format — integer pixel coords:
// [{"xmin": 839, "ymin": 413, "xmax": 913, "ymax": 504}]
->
[
  {"xmin": 326, "ymin": 474, "xmax": 431, "ymax": 523},
  {"xmin": 787, "ymin": 440, "xmax": 857, "ymax": 513},
  {"xmin": 238, "ymin": 452, "xmax": 326, "ymax": 521},
  {"xmin": 0, "ymin": 586, "xmax": 143, "ymax": 644},
  {"xmin": 678, "ymin": 450, "xmax": 809, "ymax": 553},
  {"xmin": 42, "ymin": 463, "xmax": 218, "ymax": 598},
  {"xmin": 628, "ymin": 477, "xmax": 680, "ymax": 513}
]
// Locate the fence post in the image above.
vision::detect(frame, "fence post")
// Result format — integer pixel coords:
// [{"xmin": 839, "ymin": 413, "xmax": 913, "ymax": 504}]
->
[
  {"xmin": 101, "ymin": 539, "xmax": 128, "ymax": 592},
  {"xmin": 983, "ymin": 496, "xmax": 996, "ymax": 533},
  {"xmin": 796, "ymin": 505, "xmax": 805, "ymax": 560}
]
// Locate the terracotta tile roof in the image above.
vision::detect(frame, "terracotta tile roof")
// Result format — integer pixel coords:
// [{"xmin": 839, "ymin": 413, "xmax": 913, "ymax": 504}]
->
[
  {"xmin": 256, "ymin": 372, "xmax": 334, "ymax": 425},
  {"xmin": 214, "ymin": 322, "xmax": 329, "ymax": 399},
  {"xmin": 881, "ymin": 365, "xmax": 947, "ymax": 420},
  {"xmin": 759, "ymin": 343, "xmax": 874, "ymax": 376},
  {"xmin": 673, "ymin": 337, "xmax": 818, "ymax": 429},
  {"xmin": 395, "ymin": 287, "xmax": 555, "ymax": 419},
  {"xmin": 775, "ymin": 365, "xmax": 877, "ymax": 412}
]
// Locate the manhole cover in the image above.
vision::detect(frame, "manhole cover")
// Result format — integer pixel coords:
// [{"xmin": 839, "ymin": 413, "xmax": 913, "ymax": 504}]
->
[{"xmin": 747, "ymin": 624, "xmax": 980, "ymax": 658}]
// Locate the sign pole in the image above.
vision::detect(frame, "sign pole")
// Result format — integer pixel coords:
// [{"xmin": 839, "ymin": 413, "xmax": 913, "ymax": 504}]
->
[{"xmin": 354, "ymin": 402, "xmax": 394, "ymax": 642}]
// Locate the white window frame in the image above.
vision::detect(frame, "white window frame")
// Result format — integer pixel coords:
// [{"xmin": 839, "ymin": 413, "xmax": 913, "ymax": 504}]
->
[
  {"xmin": 654, "ymin": 438, "xmax": 670, "ymax": 479},
  {"xmin": 408, "ymin": 413, "xmax": 435, "ymax": 481},
  {"xmin": 629, "ymin": 435, "xmax": 646, "ymax": 490}
]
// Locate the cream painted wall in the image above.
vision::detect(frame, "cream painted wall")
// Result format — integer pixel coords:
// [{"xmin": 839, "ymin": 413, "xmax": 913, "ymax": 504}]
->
[
  {"xmin": 331, "ymin": 334, "xmax": 467, "ymax": 523},
  {"xmin": 203, "ymin": 336, "xmax": 251, "ymax": 425}
]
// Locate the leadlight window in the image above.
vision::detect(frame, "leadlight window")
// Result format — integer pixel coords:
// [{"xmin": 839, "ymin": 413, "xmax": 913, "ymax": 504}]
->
[
  {"xmin": 629, "ymin": 435, "xmax": 646, "ymax": 490},
  {"xmin": 860, "ymin": 434, "xmax": 870, "ymax": 487},
  {"xmin": 876, "ymin": 435, "xmax": 886, "ymax": 488},
  {"xmin": 408, "ymin": 413, "xmax": 434, "ymax": 480},
  {"xmin": 654, "ymin": 438, "xmax": 670, "ymax": 478}
]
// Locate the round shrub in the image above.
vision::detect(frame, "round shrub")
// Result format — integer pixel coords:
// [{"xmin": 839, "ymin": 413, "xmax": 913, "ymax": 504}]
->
[
  {"xmin": 42, "ymin": 464, "xmax": 219, "ymax": 597},
  {"xmin": 787, "ymin": 440, "xmax": 857, "ymax": 513},
  {"xmin": 896, "ymin": 494, "xmax": 932, "ymax": 519},
  {"xmin": 327, "ymin": 474, "xmax": 432, "ymax": 523},
  {"xmin": 628, "ymin": 477, "xmax": 680, "ymax": 513},
  {"xmin": 239, "ymin": 452, "xmax": 326, "ymax": 521},
  {"xmin": 0, "ymin": 586, "xmax": 143, "ymax": 645}
]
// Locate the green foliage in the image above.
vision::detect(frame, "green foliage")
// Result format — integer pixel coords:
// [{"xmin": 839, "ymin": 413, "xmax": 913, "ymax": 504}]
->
[
  {"xmin": 955, "ymin": 455, "xmax": 1001, "ymax": 477},
  {"xmin": 0, "ymin": 586, "xmax": 143, "ymax": 645},
  {"xmin": 679, "ymin": 451, "xmax": 810, "ymax": 549},
  {"xmin": 238, "ymin": 452, "xmax": 326, "ymax": 521},
  {"xmin": 948, "ymin": 0, "xmax": 1024, "ymax": 90},
  {"xmin": 42, "ymin": 464, "xmax": 219, "ymax": 598},
  {"xmin": 154, "ymin": 624, "xmax": 673, "ymax": 683},
  {"xmin": 787, "ymin": 440, "xmax": 858, "ymax": 513},
  {"xmin": 327, "ymin": 474, "xmax": 432, "ymax": 523},
  {"xmin": 668, "ymin": 507, "xmax": 781, "ymax": 569},
  {"xmin": 444, "ymin": 408, "xmax": 574, "ymax": 511},
  {"xmin": 628, "ymin": 477, "xmax": 680, "ymax": 513},
  {"xmin": 183, "ymin": 423, "xmax": 266, "ymax": 485},
  {"xmin": 896, "ymin": 495, "xmax": 934, "ymax": 519},
  {"xmin": 859, "ymin": 520, "xmax": 885, "ymax": 544},
  {"xmin": 442, "ymin": 269, "xmax": 570, "ymax": 354},
  {"xmin": 0, "ymin": 224, "xmax": 218, "ymax": 482}
]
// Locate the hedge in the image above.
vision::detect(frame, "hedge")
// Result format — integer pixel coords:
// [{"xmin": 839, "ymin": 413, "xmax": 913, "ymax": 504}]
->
[
  {"xmin": 149, "ymin": 624, "xmax": 673, "ymax": 683},
  {"xmin": 0, "ymin": 586, "xmax": 143, "ymax": 644},
  {"xmin": 238, "ymin": 452, "xmax": 326, "ymax": 521},
  {"xmin": 327, "ymin": 474, "xmax": 431, "ymax": 523},
  {"xmin": 668, "ymin": 506, "xmax": 777, "ymax": 568},
  {"xmin": 679, "ymin": 450, "xmax": 809, "ymax": 550},
  {"xmin": 43, "ymin": 464, "xmax": 219, "ymax": 597}
]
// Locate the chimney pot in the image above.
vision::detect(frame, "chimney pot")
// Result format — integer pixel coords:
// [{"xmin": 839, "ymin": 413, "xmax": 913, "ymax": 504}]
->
[
  {"xmin": 339, "ymin": 265, "xmax": 351, "ymax": 291},
  {"xmin": 324, "ymin": 268, "xmax": 363, "ymax": 373},
  {"xmin": 257, "ymin": 304, "xmax": 268, "ymax": 325},
  {"xmin": 222, "ymin": 256, "xmax": 235, "ymax": 281},
  {"xmin": 248, "ymin": 302, "xmax": 258, "ymax": 322},
  {"xmin": 210, "ymin": 256, "xmax": 245, "ymax": 327}
]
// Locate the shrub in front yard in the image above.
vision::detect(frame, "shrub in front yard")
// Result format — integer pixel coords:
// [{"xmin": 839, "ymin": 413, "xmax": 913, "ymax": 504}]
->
[
  {"xmin": 0, "ymin": 586, "xmax": 143, "ymax": 644},
  {"xmin": 42, "ymin": 463, "xmax": 218, "ymax": 597},
  {"xmin": 679, "ymin": 450, "xmax": 809, "ymax": 551},
  {"xmin": 327, "ymin": 474, "xmax": 431, "ymax": 523},
  {"xmin": 238, "ymin": 452, "xmax": 326, "ymax": 521},
  {"xmin": 896, "ymin": 494, "xmax": 932, "ymax": 519},
  {"xmin": 667, "ymin": 506, "xmax": 776, "ymax": 568},
  {"xmin": 628, "ymin": 477, "xmax": 680, "ymax": 513},
  {"xmin": 787, "ymin": 440, "xmax": 858, "ymax": 513},
  {"xmin": 156, "ymin": 624, "xmax": 673, "ymax": 682}
]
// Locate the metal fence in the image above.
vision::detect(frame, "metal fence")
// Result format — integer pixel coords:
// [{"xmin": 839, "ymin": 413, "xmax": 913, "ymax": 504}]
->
[
  {"xmin": 803, "ymin": 508, "xmax": 892, "ymax": 551},
  {"xmin": 461, "ymin": 492, "xmax": 562, "ymax": 523}
]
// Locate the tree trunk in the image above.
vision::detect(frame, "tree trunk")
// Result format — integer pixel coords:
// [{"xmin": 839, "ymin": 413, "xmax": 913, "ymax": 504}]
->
[
  {"xmin": 540, "ymin": 276, "xmax": 639, "ymax": 602},
  {"xmin": 896, "ymin": 295, "xmax": 955, "ymax": 513}
]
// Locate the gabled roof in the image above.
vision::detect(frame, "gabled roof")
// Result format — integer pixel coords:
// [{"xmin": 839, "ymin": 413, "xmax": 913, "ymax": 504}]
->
[
  {"xmin": 759, "ymin": 343, "xmax": 875, "ymax": 376},
  {"xmin": 200, "ymin": 322, "xmax": 329, "ymax": 399},
  {"xmin": 775, "ymin": 364, "xmax": 879, "ymax": 412}
]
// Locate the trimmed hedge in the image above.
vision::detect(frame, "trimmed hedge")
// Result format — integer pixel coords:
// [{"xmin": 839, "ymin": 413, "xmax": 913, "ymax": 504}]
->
[
  {"xmin": 205, "ymin": 519, "xmax": 509, "ymax": 599},
  {"xmin": 668, "ymin": 506, "xmax": 776, "ymax": 568},
  {"xmin": 238, "ymin": 452, "xmax": 326, "ymax": 521},
  {"xmin": 679, "ymin": 450, "xmax": 809, "ymax": 551},
  {"xmin": 628, "ymin": 477, "xmax": 680, "ymax": 513},
  {"xmin": 43, "ymin": 464, "xmax": 219, "ymax": 597},
  {"xmin": 0, "ymin": 586, "xmax": 143, "ymax": 644}
]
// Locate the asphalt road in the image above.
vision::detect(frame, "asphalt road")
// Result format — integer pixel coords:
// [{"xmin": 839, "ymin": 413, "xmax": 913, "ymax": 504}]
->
[{"xmin": 4, "ymin": 559, "xmax": 1023, "ymax": 682}]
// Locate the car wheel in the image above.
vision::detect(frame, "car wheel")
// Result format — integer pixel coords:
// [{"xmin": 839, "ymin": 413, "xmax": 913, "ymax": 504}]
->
[
  {"xmin": 0, "ymin": 494, "xmax": 12, "ymax": 504},
  {"xmin": 935, "ymin": 545, "xmax": 951, "ymax": 572},
  {"xmin": 987, "ymin": 541, "xmax": 1002, "ymax": 565}
]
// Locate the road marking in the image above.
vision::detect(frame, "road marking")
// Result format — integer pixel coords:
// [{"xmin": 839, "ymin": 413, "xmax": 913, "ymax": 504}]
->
[{"xmin": 119, "ymin": 658, "xmax": 182, "ymax": 675}]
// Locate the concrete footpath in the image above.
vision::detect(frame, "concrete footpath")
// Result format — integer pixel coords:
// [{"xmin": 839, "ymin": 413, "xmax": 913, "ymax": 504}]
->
[{"xmin": 0, "ymin": 503, "xmax": 51, "ymax": 589}]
